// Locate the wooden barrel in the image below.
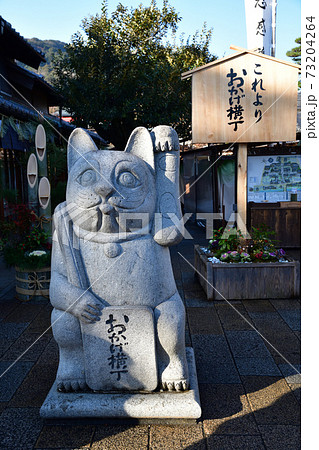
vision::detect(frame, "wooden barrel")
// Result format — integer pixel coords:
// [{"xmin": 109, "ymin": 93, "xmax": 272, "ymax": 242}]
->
[{"xmin": 15, "ymin": 267, "xmax": 50, "ymax": 302}]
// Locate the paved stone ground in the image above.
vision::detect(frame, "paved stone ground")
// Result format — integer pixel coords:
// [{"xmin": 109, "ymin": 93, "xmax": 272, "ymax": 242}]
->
[{"xmin": 0, "ymin": 223, "xmax": 301, "ymax": 449}]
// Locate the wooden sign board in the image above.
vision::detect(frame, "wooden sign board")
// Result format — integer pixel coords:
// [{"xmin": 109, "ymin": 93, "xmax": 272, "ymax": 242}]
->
[{"xmin": 186, "ymin": 51, "xmax": 299, "ymax": 143}]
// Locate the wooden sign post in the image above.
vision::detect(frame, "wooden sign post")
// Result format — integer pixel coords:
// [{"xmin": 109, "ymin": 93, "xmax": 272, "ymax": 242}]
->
[
  {"xmin": 237, "ymin": 143, "xmax": 247, "ymax": 230},
  {"xmin": 182, "ymin": 47, "xmax": 300, "ymax": 228}
]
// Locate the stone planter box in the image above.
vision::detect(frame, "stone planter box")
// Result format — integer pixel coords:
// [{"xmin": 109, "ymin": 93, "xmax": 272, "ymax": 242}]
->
[{"xmin": 194, "ymin": 245, "xmax": 300, "ymax": 300}]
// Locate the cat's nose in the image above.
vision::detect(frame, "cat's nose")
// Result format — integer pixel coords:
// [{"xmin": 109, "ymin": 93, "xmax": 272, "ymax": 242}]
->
[{"xmin": 94, "ymin": 183, "xmax": 114, "ymax": 198}]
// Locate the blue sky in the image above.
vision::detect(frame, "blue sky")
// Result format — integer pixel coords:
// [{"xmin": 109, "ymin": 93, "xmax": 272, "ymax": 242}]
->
[{"xmin": 1, "ymin": 0, "xmax": 300, "ymax": 62}]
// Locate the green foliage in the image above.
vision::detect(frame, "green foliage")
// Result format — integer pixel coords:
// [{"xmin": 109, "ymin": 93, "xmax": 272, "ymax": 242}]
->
[
  {"xmin": 51, "ymin": 181, "xmax": 67, "ymax": 210},
  {"xmin": 250, "ymin": 224, "xmax": 276, "ymax": 250},
  {"xmin": 207, "ymin": 225, "xmax": 285, "ymax": 263},
  {"xmin": 45, "ymin": 139, "xmax": 67, "ymax": 210},
  {"xmin": 208, "ymin": 227, "xmax": 243, "ymax": 253},
  {"xmin": 0, "ymin": 115, "xmax": 38, "ymax": 142},
  {"xmin": 53, "ymin": 0, "xmax": 216, "ymax": 149},
  {"xmin": 0, "ymin": 116, "xmax": 10, "ymax": 138},
  {"xmin": 3, "ymin": 244, "xmax": 51, "ymax": 270},
  {"xmin": 286, "ymin": 37, "xmax": 301, "ymax": 64},
  {"xmin": 46, "ymin": 141, "xmax": 67, "ymax": 181},
  {"xmin": 219, "ymin": 250, "xmax": 252, "ymax": 263},
  {"xmin": 0, "ymin": 187, "xmax": 18, "ymax": 204},
  {"xmin": 0, "ymin": 204, "xmax": 51, "ymax": 269}
]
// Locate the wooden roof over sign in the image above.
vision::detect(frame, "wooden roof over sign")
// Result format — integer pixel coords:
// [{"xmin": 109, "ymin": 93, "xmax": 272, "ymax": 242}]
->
[
  {"xmin": 181, "ymin": 46, "xmax": 300, "ymax": 79},
  {"xmin": 181, "ymin": 46, "xmax": 300, "ymax": 144}
]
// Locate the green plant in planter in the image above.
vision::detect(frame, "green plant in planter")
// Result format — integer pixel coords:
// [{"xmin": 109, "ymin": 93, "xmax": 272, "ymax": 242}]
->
[
  {"xmin": 220, "ymin": 250, "xmax": 252, "ymax": 263},
  {"xmin": 249, "ymin": 225, "xmax": 280, "ymax": 262},
  {"xmin": 207, "ymin": 224, "xmax": 286, "ymax": 263},
  {"xmin": 208, "ymin": 227, "xmax": 243, "ymax": 257},
  {"xmin": 0, "ymin": 204, "xmax": 51, "ymax": 270}
]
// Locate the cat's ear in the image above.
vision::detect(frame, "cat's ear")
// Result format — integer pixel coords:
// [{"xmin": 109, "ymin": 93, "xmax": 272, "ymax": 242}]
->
[
  {"xmin": 68, "ymin": 128, "xmax": 98, "ymax": 170},
  {"xmin": 124, "ymin": 127, "xmax": 154, "ymax": 170}
]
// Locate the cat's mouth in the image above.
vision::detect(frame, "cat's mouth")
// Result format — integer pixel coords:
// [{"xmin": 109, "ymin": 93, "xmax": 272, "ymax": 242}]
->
[
  {"xmin": 99, "ymin": 203, "xmax": 114, "ymax": 214},
  {"xmin": 96, "ymin": 201, "xmax": 133, "ymax": 214},
  {"xmin": 95, "ymin": 203, "xmax": 118, "ymax": 233}
]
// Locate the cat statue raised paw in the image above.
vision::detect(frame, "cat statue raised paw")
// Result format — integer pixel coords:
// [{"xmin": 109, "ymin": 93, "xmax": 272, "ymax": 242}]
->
[{"xmin": 50, "ymin": 125, "xmax": 189, "ymax": 393}]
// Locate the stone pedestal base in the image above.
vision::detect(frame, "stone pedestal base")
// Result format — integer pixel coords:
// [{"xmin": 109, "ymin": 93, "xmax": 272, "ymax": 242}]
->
[{"xmin": 40, "ymin": 348, "xmax": 201, "ymax": 420}]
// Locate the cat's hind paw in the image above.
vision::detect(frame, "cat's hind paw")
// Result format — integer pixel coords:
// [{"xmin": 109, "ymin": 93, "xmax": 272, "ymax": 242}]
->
[{"xmin": 57, "ymin": 379, "xmax": 88, "ymax": 392}]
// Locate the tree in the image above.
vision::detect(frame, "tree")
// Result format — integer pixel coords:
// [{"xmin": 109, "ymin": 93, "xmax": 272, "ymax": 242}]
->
[
  {"xmin": 286, "ymin": 37, "xmax": 301, "ymax": 64},
  {"xmin": 53, "ymin": 0, "xmax": 216, "ymax": 149}
]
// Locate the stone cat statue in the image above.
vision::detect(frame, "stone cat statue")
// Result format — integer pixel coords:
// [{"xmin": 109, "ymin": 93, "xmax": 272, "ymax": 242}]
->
[{"xmin": 50, "ymin": 126, "xmax": 188, "ymax": 393}]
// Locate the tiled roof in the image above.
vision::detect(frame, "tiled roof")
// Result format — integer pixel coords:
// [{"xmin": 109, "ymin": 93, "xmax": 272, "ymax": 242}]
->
[
  {"xmin": 0, "ymin": 95, "xmax": 70, "ymax": 128},
  {"xmin": 0, "ymin": 96, "xmax": 107, "ymax": 146},
  {"xmin": 9, "ymin": 61, "xmax": 62, "ymax": 102},
  {"xmin": 0, "ymin": 16, "xmax": 45, "ymax": 68}
]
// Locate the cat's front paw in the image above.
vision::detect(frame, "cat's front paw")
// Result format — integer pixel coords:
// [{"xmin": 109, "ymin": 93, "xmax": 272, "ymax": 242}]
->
[
  {"xmin": 154, "ymin": 140, "xmax": 176, "ymax": 152},
  {"xmin": 71, "ymin": 294, "xmax": 103, "ymax": 324},
  {"xmin": 151, "ymin": 125, "xmax": 180, "ymax": 153}
]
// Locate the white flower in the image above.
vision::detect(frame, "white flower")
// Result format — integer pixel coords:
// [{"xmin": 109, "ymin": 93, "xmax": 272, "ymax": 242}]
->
[{"xmin": 29, "ymin": 250, "xmax": 46, "ymax": 257}]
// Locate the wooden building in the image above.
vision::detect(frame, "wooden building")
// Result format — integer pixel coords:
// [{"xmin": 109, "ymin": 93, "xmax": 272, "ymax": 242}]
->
[
  {"xmin": 0, "ymin": 16, "xmax": 60, "ymax": 213},
  {"xmin": 0, "ymin": 16, "xmax": 105, "ymax": 218},
  {"xmin": 181, "ymin": 47, "xmax": 300, "ymax": 247}
]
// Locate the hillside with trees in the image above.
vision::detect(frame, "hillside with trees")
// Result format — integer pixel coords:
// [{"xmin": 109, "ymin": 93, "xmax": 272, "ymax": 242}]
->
[{"xmin": 25, "ymin": 38, "xmax": 67, "ymax": 83}]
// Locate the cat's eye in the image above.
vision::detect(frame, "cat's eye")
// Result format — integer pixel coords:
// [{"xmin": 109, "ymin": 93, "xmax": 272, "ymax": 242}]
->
[
  {"xmin": 118, "ymin": 171, "xmax": 140, "ymax": 188},
  {"xmin": 78, "ymin": 169, "xmax": 97, "ymax": 186}
]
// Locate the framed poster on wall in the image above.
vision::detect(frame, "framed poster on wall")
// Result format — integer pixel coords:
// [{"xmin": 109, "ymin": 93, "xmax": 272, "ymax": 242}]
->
[{"xmin": 248, "ymin": 155, "xmax": 301, "ymax": 203}]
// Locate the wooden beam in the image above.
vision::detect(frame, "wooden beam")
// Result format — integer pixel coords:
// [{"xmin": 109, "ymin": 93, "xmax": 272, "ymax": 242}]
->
[
  {"xmin": 181, "ymin": 51, "xmax": 247, "ymax": 79},
  {"xmin": 229, "ymin": 45, "xmax": 301, "ymax": 71},
  {"xmin": 181, "ymin": 44, "xmax": 300, "ymax": 80},
  {"xmin": 237, "ymin": 144, "xmax": 248, "ymax": 230}
]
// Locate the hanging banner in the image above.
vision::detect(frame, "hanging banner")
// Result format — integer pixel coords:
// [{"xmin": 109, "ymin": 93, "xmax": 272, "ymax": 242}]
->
[{"xmin": 244, "ymin": 0, "xmax": 275, "ymax": 56}]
